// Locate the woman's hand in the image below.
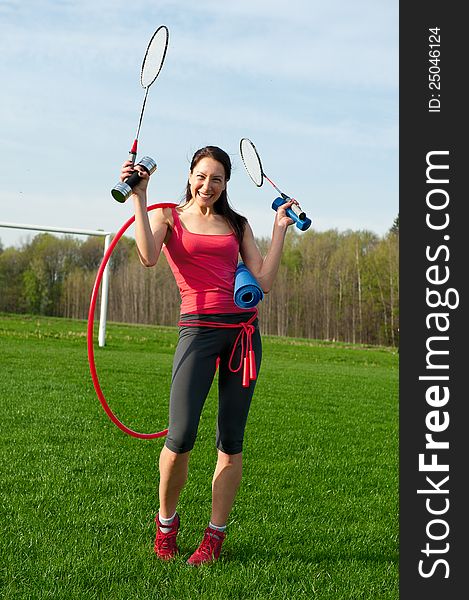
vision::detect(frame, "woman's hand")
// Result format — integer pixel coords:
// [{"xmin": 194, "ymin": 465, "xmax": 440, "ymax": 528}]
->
[
  {"xmin": 120, "ymin": 160, "xmax": 150, "ymax": 198},
  {"xmin": 274, "ymin": 198, "xmax": 298, "ymax": 230}
]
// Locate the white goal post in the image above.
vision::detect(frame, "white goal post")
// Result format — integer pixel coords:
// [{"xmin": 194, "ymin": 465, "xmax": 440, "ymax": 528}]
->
[{"xmin": 0, "ymin": 222, "xmax": 112, "ymax": 347}]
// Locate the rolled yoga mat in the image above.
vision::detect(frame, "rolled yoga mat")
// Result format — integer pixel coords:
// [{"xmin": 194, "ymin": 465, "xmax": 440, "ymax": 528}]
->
[{"xmin": 234, "ymin": 263, "xmax": 264, "ymax": 309}]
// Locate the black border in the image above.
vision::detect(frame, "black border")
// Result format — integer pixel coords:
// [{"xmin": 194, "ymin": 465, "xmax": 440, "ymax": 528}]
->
[{"xmin": 400, "ymin": 3, "xmax": 466, "ymax": 597}]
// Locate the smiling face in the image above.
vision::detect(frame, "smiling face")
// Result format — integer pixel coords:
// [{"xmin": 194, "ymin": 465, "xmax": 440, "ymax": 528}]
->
[{"xmin": 188, "ymin": 157, "xmax": 226, "ymax": 208}]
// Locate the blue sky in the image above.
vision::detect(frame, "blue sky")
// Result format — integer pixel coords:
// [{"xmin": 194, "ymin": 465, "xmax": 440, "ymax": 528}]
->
[{"xmin": 0, "ymin": 0, "xmax": 398, "ymax": 248}]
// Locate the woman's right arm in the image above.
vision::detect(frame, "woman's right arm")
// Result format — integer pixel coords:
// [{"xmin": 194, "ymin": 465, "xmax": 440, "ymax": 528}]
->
[{"xmin": 120, "ymin": 161, "xmax": 169, "ymax": 267}]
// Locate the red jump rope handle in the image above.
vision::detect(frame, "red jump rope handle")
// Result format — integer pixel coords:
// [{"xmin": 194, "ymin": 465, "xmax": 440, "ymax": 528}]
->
[
  {"xmin": 242, "ymin": 357, "xmax": 250, "ymax": 387},
  {"xmin": 249, "ymin": 350, "xmax": 257, "ymax": 380}
]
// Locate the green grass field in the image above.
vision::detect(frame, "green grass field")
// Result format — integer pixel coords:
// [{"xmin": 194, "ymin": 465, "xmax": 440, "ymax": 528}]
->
[{"xmin": 0, "ymin": 314, "xmax": 398, "ymax": 599}]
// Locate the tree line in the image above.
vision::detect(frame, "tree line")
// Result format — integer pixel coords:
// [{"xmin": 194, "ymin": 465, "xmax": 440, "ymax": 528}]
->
[{"xmin": 0, "ymin": 218, "xmax": 399, "ymax": 346}]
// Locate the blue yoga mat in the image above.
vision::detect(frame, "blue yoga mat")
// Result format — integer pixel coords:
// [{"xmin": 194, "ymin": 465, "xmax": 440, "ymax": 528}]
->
[{"xmin": 234, "ymin": 263, "xmax": 264, "ymax": 309}]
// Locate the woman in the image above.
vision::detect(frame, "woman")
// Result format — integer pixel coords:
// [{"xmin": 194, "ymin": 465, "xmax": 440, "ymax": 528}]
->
[{"xmin": 120, "ymin": 146, "xmax": 296, "ymax": 566}]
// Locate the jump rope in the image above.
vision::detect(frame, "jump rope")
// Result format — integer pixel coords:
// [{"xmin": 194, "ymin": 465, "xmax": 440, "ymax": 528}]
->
[{"xmin": 87, "ymin": 25, "xmax": 311, "ymax": 439}]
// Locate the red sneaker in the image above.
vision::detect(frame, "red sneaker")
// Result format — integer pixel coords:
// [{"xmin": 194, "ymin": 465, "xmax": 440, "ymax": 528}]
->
[
  {"xmin": 154, "ymin": 513, "xmax": 180, "ymax": 560},
  {"xmin": 187, "ymin": 526, "xmax": 226, "ymax": 566}
]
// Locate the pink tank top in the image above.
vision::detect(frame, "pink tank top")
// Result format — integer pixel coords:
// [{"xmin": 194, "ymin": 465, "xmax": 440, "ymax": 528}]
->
[{"xmin": 162, "ymin": 207, "xmax": 246, "ymax": 314}]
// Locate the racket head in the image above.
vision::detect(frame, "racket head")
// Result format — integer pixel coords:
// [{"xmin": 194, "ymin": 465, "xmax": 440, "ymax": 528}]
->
[
  {"xmin": 140, "ymin": 25, "xmax": 169, "ymax": 88},
  {"xmin": 239, "ymin": 138, "xmax": 264, "ymax": 187}
]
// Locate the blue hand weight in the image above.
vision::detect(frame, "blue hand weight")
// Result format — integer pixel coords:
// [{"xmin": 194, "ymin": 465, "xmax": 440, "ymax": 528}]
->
[{"xmin": 272, "ymin": 197, "xmax": 312, "ymax": 231}]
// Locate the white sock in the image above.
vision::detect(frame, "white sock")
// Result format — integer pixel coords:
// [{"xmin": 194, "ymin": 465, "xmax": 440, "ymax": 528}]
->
[
  {"xmin": 209, "ymin": 521, "xmax": 226, "ymax": 533},
  {"xmin": 159, "ymin": 511, "xmax": 176, "ymax": 533}
]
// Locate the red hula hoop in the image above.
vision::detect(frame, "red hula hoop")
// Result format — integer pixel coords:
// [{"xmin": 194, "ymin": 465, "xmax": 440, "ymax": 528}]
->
[{"xmin": 87, "ymin": 203, "xmax": 177, "ymax": 439}]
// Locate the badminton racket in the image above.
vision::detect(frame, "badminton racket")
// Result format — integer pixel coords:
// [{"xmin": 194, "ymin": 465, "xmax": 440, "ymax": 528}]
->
[
  {"xmin": 111, "ymin": 25, "xmax": 169, "ymax": 202},
  {"xmin": 130, "ymin": 25, "xmax": 169, "ymax": 163},
  {"xmin": 239, "ymin": 138, "xmax": 311, "ymax": 229}
]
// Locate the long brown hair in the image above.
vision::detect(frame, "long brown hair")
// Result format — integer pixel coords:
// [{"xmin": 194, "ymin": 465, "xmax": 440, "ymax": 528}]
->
[{"xmin": 182, "ymin": 146, "xmax": 247, "ymax": 243}]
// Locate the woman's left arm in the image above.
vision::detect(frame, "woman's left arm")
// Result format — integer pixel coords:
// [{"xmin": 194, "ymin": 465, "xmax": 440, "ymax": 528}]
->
[{"xmin": 240, "ymin": 199, "xmax": 296, "ymax": 293}]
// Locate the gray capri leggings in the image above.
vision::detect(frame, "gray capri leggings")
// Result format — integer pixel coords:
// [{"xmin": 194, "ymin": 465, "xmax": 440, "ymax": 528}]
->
[{"xmin": 165, "ymin": 312, "xmax": 262, "ymax": 455}]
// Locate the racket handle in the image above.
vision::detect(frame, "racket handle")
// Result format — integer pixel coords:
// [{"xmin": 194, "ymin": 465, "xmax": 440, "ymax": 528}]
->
[
  {"xmin": 111, "ymin": 156, "xmax": 157, "ymax": 203},
  {"xmin": 280, "ymin": 193, "xmax": 306, "ymax": 220},
  {"xmin": 272, "ymin": 197, "xmax": 312, "ymax": 231},
  {"xmin": 129, "ymin": 139, "xmax": 138, "ymax": 165}
]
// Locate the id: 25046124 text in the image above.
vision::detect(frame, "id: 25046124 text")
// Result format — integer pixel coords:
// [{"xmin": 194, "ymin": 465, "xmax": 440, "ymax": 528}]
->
[{"xmin": 428, "ymin": 27, "xmax": 441, "ymax": 113}]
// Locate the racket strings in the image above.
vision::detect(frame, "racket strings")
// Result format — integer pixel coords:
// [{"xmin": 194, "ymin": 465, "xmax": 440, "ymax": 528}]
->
[
  {"xmin": 140, "ymin": 26, "xmax": 169, "ymax": 88},
  {"xmin": 240, "ymin": 138, "xmax": 263, "ymax": 186}
]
